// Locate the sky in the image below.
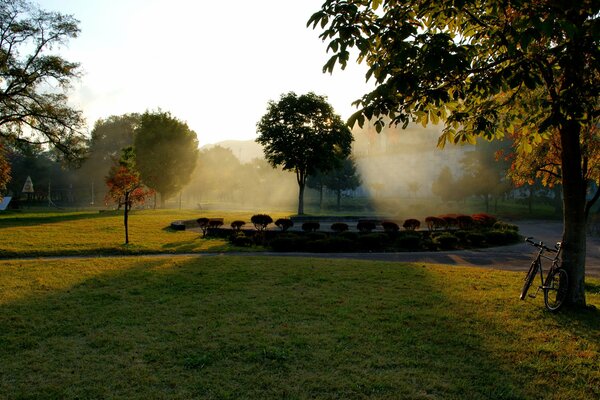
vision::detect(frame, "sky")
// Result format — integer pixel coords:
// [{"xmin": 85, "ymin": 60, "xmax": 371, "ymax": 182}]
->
[{"xmin": 39, "ymin": 0, "xmax": 372, "ymax": 145}]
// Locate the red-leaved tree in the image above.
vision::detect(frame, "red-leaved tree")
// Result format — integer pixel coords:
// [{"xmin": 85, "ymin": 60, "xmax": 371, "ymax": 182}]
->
[{"xmin": 105, "ymin": 147, "xmax": 153, "ymax": 244}]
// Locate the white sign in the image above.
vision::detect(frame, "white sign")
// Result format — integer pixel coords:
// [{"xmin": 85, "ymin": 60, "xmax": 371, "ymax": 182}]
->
[
  {"xmin": 0, "ymin": 196, "xmax": 11, "ymax": 211},
  {"xmin": 22, "ymin": 176, "xmax": 34, "ymax": 193}
]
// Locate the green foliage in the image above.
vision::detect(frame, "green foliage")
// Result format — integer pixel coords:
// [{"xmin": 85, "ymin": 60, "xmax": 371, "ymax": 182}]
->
[
  {"xmin": 466, "ymin": 232, "xmax": 486, "ymax": 247},
  {"xmin": 357, "ymin": 220, "xmax": 377, "ymax": 233},
  {"xmin": 229, "ymin": 232, "xmax": 252, "ymax": 247},
  {"xmin": 433, "ymin": 232, "xmax": 459, "ymax": 250},
  {"xmin": 230, "ymin": 220, "xmax": 246, "ymax": 231},
  {"xmin": 485, "ymin": 230, "xmax": 521, "ymax": 246},
  {"xmin": 302, "ymin": 221, "xmax": 321, "ymax": 232},
  {"xmin": 493, "ymin": 221, "xmax": 520, "ymax": 232},
  {"xmin": 0, "ymin": 0, "xmax": 86, "ymax": 164},
  {"xmin": 381, "ymin": 221, "xmax": 399, "ymax": 233},
  {"xmin": 134, "ymin": 111, "xmax": 199, "ymax": 206},
  {"xmin": 394, "ymin": 233, "xmax": 422, "ymax": 250},
  {"xmin": 330, "ymin": 222, "xmax": 349, "ymax": 232},
  {"xmin": 274, "ymin": 218, "xmax": 293, "ymax": 231},
  {"xmin": 358, "ymin": 233, "xmax": 388, "ymax": 251},
  {"xmin": 402, "ymin": 219, "xmax": 420, "ymax": 231},
  {"xmin": 251, "ymin": 214, "xmax": 273, "ymax": 231},
  {"xmin": 256, "ymin": 92, "xmax": 353, "ymax": 214}
]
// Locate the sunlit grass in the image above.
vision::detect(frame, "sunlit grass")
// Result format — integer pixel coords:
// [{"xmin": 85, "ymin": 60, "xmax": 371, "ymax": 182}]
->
[
  {"xmin": 0, "ymin": 256, "xmax": 598, "ymax": 399},
  {"xmin": 0, "ymin": 209, "xmax": 291, "ymax": 257}
]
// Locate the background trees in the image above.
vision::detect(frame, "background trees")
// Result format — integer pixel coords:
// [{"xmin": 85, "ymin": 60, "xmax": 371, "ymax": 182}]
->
[
  {"xmin": 310, "ymin": 0, "xmax": 599, "ymax": 307},
  {"xmin": 256, "ymin": 92, "xmax": 353, "ymax": 215},
  {"xmin": 134, "ymin": 111, "xmax": 199, "ymax": 208}
]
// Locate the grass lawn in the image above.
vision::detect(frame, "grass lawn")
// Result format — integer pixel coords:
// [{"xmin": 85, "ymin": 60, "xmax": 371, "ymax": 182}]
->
[
  {"xmin": 0, "ymin": 256, "xmax": 598, "ymax": 399},
  {"xmin": 0, "ymin": 209, "xmax": 292, "ymax": 257}
]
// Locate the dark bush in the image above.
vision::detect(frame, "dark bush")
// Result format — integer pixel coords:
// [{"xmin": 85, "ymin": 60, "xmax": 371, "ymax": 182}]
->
[
  {"xmin": 403, "ymin": 219, "xmax": 421, "ymax": 231},
  {"xmin": 453, "ymin": 230, "xmax": 468, "ymax": 241},
  {"xmin": 331, "ymin": 222, "xmax": 349, "ymax": 233},
  {"xmin": 395, "ymin": 232, "xmax": 421, "ymax": 250},
  {"xmin": 302, "ymin": 221, "xmax": 320, "ymax": 232},
  {"xmin": 339, "ymin": 231, "xmax": 359, "ymax": 241},
  {"xmin": 466, "ymin": 232, "xmax": 486, "ymax": 247},
  {"xmin": 251, "ymin": 214, "xmax": 273, "ymax": 231},
  {"xmin": 357, "ymin": 220, "xmax": 377, "ymax": 233},
  {"xmin": 433, "ymin": 233, "xmax": 459, "ymax": 250},
  {"xmin": 456, "ymin": 215, "xmax": 474, "ymax": 230},
  {"xmin": 358, "ymin": 233, "xmax": 388, "ymax": 251},
  {"xmin": 440, "ymin": 215, "xmax": 459, "ymax": 229},
  {"xmin": 197, "ymin": 217, "xmax": 210, "ymax": 237},
  {"xmin": 306, "ymin": 237, "xmax": 354, "ymax": 252},
  {"xmin": 306, "ymin": 232, "xmax": 327, "ymax": 241},
  {"xmin": 229, "ymin": 232, "xmax": 252, "ymax": 247},
  {"xmin": 381, "ymin": 221, "xmax": 400, "ymax": 232},
  {"xmin": 493, "ymin": 221, "xmax": 519, "ymax": 232},
  {"xmin": 484, "ymin": 230, "xmax": 520, "ymax": 245},
  {"xmin": 269, "ymin": 234, "xmax": 305, "ymax": 252},
  {"xmin": 208, "ymin": 219, "xmax": 224, "ymax": 229},
  {"xmin": 425, "ymin": 216, "xmax": 446, "ymax": 231},
  {"xmin": 472, "ymin": 213, "xmax": 497, "ymax": 228},
  {"xmin": 230, "ymin": 220, "xmax": 246, "ymax": 231},
  {"xmin": 275, "ymin": 218, "xmax": 294, "ymax": 231}
]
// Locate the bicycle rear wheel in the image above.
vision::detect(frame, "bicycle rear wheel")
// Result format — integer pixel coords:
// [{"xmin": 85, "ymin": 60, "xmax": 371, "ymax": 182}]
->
[
  {"xmin": 544, "ymin": 268, "xmax": 568, "ymax": 312},
  {"xmin": 520, "ymin": 260, "xmax": 540, "ymax": 300}
]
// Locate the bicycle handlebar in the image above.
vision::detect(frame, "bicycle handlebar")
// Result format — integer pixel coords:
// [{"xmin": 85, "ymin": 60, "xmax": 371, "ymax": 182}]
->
[{"xmin": 525, "ymin": 237, "xmax": 558, "ymax": 253}]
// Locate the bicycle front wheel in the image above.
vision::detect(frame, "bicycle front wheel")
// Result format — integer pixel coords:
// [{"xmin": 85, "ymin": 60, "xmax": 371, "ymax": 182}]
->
[
  {"xmin": 520, "ymin": 260, "xmax": 540, "ymax": 300},
  {"xmin": 544, "ymin": 268, "xmax": 569, "ymax": 312}
]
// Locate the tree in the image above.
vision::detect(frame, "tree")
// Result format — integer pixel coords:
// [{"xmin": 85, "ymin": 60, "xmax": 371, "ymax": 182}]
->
[
  {"xmin": 323, "ymin": 157, "xmax": 361, "ymax": 211},
  {"xmin": 0, "ymin": 144, "xmax": 10, "ymax": 200},
  {"xmin": 134, "ymin": 111, "xmax": 199, "ymax": 208},
  {"xmin": 76, "ymin": 113, "xmax": 140, "ymax": 204},
  {"xmin": 105, "ymin": 147, "xmax": 152, "ymax": 244},
  {"xmin": 256, "ymin": 92, "xmax": 353, "ymax": 215},
  {"xmin": 0, "ymin": 0, "xmax": 86, "ymax": 164},
  {"xmin": 310, "ymin": 0, "xmax": 599, "ymax": 307}
]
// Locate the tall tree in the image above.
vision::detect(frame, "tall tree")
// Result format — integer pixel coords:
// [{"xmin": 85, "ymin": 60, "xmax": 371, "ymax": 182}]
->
[
  {"xmin": 323, "ymin": 157, "xmax": 361, "ymax": 211},
  {"xmin": 76, "ymin": 114, "xmax": 140, "ymax": 204},
  {"xmin": 105, "ymin": 147, "xmax": 152, "ymax": 244},
  {"xmin": 256, "ymin": 92, "xmax": 353, "ymax": 215},
  {"xmin": 0, "ymin": 0, "xmax": 86, "ymax": 164},
  {"xmin": 134, "ymin": 111, "xmax": 199, "ymax": 208},
  {"xmin": 310, "ymin": 0, "xmax": 599, "ymax": 307}
]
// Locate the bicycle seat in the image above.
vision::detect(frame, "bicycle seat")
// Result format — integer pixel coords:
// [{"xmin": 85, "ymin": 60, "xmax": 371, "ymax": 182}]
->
[{"xmin": 555, "ymin": 242, "xmax": 562, "ymax": 250}]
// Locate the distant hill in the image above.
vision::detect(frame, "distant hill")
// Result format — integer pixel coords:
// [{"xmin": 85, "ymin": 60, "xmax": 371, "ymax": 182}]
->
[{"xmin": 201, "ymin": 140, "xmax": 264, "ymax": 163}]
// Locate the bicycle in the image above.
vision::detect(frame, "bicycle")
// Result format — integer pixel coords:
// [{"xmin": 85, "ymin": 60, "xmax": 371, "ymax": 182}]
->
[{"xmin": 520, "ymin": 237, "xmax": 569, "ymax": 312}]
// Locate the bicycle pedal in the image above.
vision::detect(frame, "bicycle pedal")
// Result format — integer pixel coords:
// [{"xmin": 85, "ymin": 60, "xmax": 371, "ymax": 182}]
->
[{"xmin": 528, "ymin": 294, "xmax": 537, "ymax": 299}]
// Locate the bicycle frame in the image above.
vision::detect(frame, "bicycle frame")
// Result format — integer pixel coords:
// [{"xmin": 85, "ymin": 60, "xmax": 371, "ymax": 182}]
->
[{"xmin": 529, "ymin": 240, "xmax": 562, "ymax": 297}]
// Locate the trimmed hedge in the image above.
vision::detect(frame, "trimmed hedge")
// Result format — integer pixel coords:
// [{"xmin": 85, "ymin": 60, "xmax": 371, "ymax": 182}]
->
[
  {"xmin": 331, "ymin": 222, "xmax": 349, "ymax": 233},
  {"xmin": 275, "ymin": 218, "xmax": 294, "ymax": 231}
]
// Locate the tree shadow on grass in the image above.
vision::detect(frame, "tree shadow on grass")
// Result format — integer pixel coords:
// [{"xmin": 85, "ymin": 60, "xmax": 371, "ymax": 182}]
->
[
  {"xmin": 0, "ymin": 257, "xmax": 597, "ymax": 399},
  {"xmin": 0, "ymin": 210, "xmax": 115, "ymax": 228}
]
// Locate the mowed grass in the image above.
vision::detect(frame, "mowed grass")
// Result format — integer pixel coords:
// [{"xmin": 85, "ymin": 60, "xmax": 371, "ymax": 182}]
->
[
  {"xmin": 0, "ymin": 209, "xmax": 291, "ymax": 257},
  {"xmin": 0, "ymin": 256, "xmax": 598, "ymax": 399}
]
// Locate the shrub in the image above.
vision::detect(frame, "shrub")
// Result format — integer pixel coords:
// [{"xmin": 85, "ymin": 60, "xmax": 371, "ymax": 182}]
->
[
  {"xmin": 306, "ymin": 237, "xmax": 354, "ymax": 252},
  {"xmin": 357, "ymin": 220, "xmax": 377, "ymax": 233},
  {"xmin": 230, "ymin": 220, "xmax": 246, "ymax": 231},
  {"xmin": 269, "ymin": 234, "xmax": 305, "ymax": 252},
  {"xmin": 472, "ymin": 213, "xmax": 497, "ymax": 228},
  {"xmin": 466, "ymin": 232, "xmax": 486, "ymax": 247},
  {"xmin": 196, "ymin": 217, "xmax": 210, "ymax": 237},
  {"xmin": 381, "ymin": 221, "xmax": 400, "ymax": 232},
  {"xmin": 440, "ymin": 215, "xmax": 459, "ymax": 229},
  {"xmin": 395, "ymin": 232, "xmax": 421, "ymax": 250},
  {"xmin": 358, "ymin": 233, "xmax": 388, "ymax": 251},
  {"xmin": 403, "ymin": 219, "xmax": 421, "ymax": 231},
  {"xmin": 302, "ymin": 221, "xmax": 320, "ymax": 232},
  {"xmin": 453, "ymin": 230, "xmax": 468, "ymax": 241},
  {"xmin": 425, "ymin": 216, "xmax": 447, "ymax": 231},
  {"xmin": 433, "ymin": 233, "xmax": 459, "ymax": 250},
  {"xmin": 456, "ymin": 215, "xmax": 474, "ymax": 230},
  {"xmin": 251, "ymin": 214, "xmax": 273, "ymax": 231},
  {"xmin": 306, "ymin": 232, "xmax": 327, "ymax": 241},
  {"xmin": 339, "ymin": 231, "xmax": 359, "ymax": 241},
  {"xmin": 484, "ymin": 230, "xmax": 521, "ymax": 245},
  {"xmin": 208, "ymin": 219, "xmax": 223, "ymax": 229},
  {"xmin": 331, "ymin": 222, "xmax": 349, "ymax": 233},
  {"xmin": 275, "ymin": 218, "xmax": 294, "ymax": 231},
  {"xmin": 493, "ymin": 221, "xmax": 519, "ymax": 232},
  {"xmin": 229, "ymin": 232, "xmax": 252, "ymax": 247}
]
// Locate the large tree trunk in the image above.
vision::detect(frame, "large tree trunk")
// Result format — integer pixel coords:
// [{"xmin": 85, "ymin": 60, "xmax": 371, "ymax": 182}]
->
[{"xmin": 560, "ymin": 121, "xmax": 587, "ymax": 307}]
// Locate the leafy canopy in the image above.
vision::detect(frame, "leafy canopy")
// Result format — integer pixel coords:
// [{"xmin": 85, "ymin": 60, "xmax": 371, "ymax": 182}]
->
[
  {"xmin": 0, "ymin": 0, "xmax": 86, "ymax": 163},
  {"xmin": 309, "ymin": 0, "xmax": 599, "ymax": 147},
  {"xmin": 256, "ymin": 92, "xmax": 353, "ymax": 178}
]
